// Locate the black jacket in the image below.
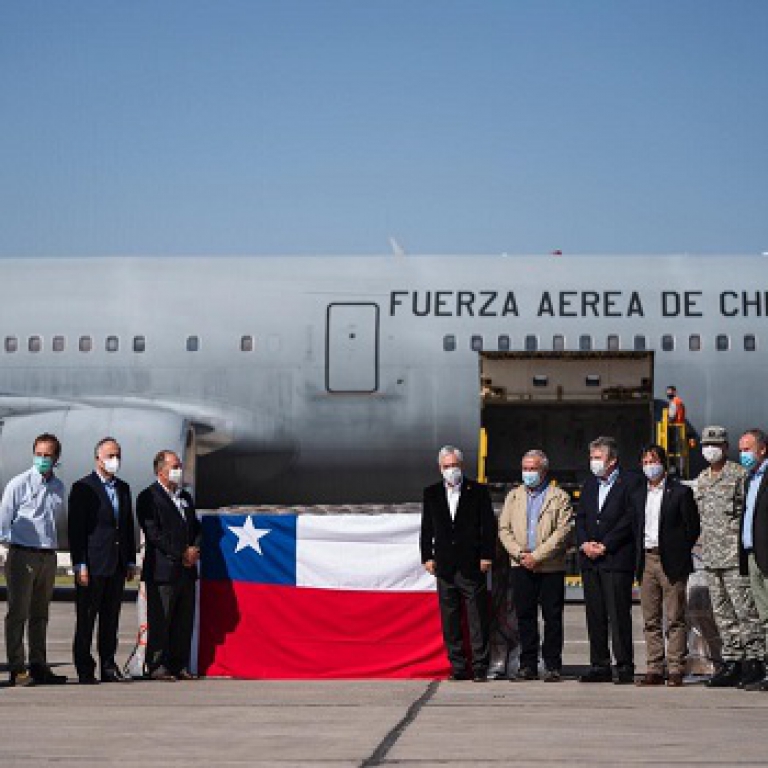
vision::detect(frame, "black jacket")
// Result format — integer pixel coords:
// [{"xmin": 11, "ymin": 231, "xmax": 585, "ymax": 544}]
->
[
  {"xmin": 420, "ymin": 478, "xmax": 497, "ymax": 579},
  {"xmin": 739, "ymin": 467, "xmax": 768, "ymax": 576},
  {"xmin": 632, "ymin": 477, "xmax": 701, "ymax": 583},
  {"xmin": 576, "ymin": 468, "xmax": 642, "ymax": 573},
  {"xmin": 137, "ymin": 481, "xmax": 201, "ymax": 584},
  {"xmin": 67, "ymin": 471, "xmax": 136, "ymax": 577}
]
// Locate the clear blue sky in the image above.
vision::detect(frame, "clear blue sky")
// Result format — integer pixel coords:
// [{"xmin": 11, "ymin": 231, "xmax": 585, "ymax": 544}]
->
[{"xmin": 1, "ymin": 1, "xmax": 767, "ymax": 256}]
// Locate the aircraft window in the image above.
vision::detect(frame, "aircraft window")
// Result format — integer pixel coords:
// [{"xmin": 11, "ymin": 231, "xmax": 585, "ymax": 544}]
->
[
  {"xmin": 133, "ymin": 336, "xmax": 146, "ymax": 353},
  {"xmin": 52, "ymin": 336, "xmax": 65, "ymax": 352},
  {"xmin": 716, "ymin": 334, "xmax": 729, "ymax": 352},
  {"xmin": 4, "ymin": 336, "xmax": 18, "ymax": 353},
  {"xmin": 525, "ymin": 335, "xmax": 538, "ymax": 352},
  {"xmin": 470, "ymin": 335, "xmax": 483, "ymax": 352},
  {"xmin": 186, "ymin": 335, "xmax": 200, "ymax": 352},
  {"xmin": 552, "ymin": 335, "xmax": 565, "ymax": 351},
  {"xmin": 79, "ymin": 336, "xmax": 92, "ymax": 353},
  {"xmin": 745, "ymin": 334, "xmax": 757, "ymax": 352},
  {"xmin": 443, "ymin": 335, "xmax": 456, "ymax": 352},
  {"xmin": 240, "ymin": 335, "xmax": 254, "ymax": 352},
  {"xmin": 586, "ymin": 374, "xmax": 601, "ymax": 387},
  {"xmin": 533, "ymin": 375, "xmax": 548, "ymax": 387},
  {"xmin": 106, "ymin": 336, "xmax": 119, "ymax": 352},
  {"xmin": 607, "ymin": 335, "xmax": 620, "ymax": 351},
  {"xmin": 497, "ymin": 335, "xmax": 510, "ymax": 352},
  {"xmin": 689, "ymin": 334, "xmax": 701, "ymax": 351},
  {"xmin": 579, "ymin": 335, "xmax": 592, "ymax": 351},
  {"xmin": 661, "ymin": 335, "xmax": 674, "ymax": 352},
  {"xmin": 633, "ymin": 335, "xmax": 646, "ymax": 351},
  {"xmin": 28, "ymin": 336, "xmax": 42, "ymax": 353}
]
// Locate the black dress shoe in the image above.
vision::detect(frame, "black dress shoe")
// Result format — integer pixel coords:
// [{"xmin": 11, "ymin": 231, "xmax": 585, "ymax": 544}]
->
[
  {"xmin": 175, "ymin": 669, "xmax": 198, "ymax": 681},
  {"xmin": 579, "ymin": 667, "xmax": 613, "ymax": 683},
  {"xmin": 614, "ymin": 668, "xmax": 635, "ymax": 685},
  {"xmin": 30, "ymin": 665, "xmax": 67, "ymax": 685},
  {"xmin": 101, "ymin": 668, "xmax": 130, "ymax": 683},
  {"xmin": 542, "ymin": 669, "xmax": 562, "ymax": 683},
  {"xmin": 515, "ymin": 666, "xmax": 539, "ymax": 681},
  {"xmin": 472, "ymin": 671, "xmax": 488, "ymax": 683},
  {"xmin": 447, "ymin": 671, "xmax": 470, "ymax": 681},
  {"xmin": 79, "ymin": 674, "xmax": 100, "ymax": 685},
  {"xmin": 707, "ymin": 660, "xmax": 742, "ymax": 688},
  {"xmin": 147, "ymin": 666, "xmax": 177, "ymax": 682}
]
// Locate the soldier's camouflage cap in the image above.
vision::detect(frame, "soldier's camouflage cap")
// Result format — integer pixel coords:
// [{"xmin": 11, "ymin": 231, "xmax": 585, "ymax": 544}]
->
[{"xmin": 701, "ymin": 425, "xmax": 728, "ymax": 444}]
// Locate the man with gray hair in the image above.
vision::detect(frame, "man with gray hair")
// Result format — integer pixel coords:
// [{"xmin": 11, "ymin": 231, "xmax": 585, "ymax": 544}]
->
[
  {"xmin": 576, "ymin": 436, "xmax": 641, "ymax": 684},
  {"xmin": 498, "ymin": 449, "xmax": 574, "ymax": 681},
  {"xmin": 738, "ymin": 428, "xmax": 768, "ymax": 690},
  {"xmin": 420, "ymin": 445, "xmax": 496, "ymax": 681}
]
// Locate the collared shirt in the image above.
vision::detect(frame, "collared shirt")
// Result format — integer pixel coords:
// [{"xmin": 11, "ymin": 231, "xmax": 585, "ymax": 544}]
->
[
  {"xmin": 0, "ymin": 467, "xmax": 65, "ymax": 549},
  {"xmin": 743, "ymin": 459, "xmax": 768, "ymax": 550},
  {"xmin": 598, "ymin": 467, "xmax": 620, "ymax": 512},
  {"xmin": 525, "ymin": 481, "xmax": 549, "ymax": 551},
  {"xmin": 444, "ymin": 481, "xmax": 461, "ymax": 520},
  {"xmin": 643, "ymin": 479, "xmax": 666, "ymax": 548},
  {"xmin": 98, "ymin": 472, "xmax": 119, "ymax": 519},
  {"xmin": 160, "ymin": 480, "xmax": 187, "ymax": 520}
]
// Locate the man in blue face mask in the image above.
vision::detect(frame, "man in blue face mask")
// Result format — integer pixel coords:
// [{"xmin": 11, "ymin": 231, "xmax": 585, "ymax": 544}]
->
[
  {"xmin": 0, "ymin": 433, "xmax": 67, "ymax": 686},
  {"xmin": 498, "ymin": 449, "xmax": 574, "ymax": 681},
  {"xmin": 738, "ymin": 428, "xmax": 768, "ymax": 690}
]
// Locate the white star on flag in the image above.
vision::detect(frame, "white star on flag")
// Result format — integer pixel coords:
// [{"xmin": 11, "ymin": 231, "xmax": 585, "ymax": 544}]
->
[{"xmin": 228, "ymin": 517, "xmax": 271, "ymax": 555}]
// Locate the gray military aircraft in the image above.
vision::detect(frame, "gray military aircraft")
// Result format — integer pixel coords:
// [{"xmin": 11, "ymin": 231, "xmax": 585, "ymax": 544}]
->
[{"xmin": 0, "ymin": 254, "xmax": 765, "ymax": 520}]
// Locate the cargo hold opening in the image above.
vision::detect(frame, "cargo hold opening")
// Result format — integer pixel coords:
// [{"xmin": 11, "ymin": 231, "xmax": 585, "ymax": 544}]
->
[{"xmin": 479, "ymin": 351, "xmax": 655, "ymax": 494}]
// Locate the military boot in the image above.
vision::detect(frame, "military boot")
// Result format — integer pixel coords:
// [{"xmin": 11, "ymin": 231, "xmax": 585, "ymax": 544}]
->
[
  {"xmin": 707, "ymin": 661, "xmax": 742, "ymax": 688},
  {"xmin": 738, "ymin": 660, "xmax": 765, "ymax": 689}
]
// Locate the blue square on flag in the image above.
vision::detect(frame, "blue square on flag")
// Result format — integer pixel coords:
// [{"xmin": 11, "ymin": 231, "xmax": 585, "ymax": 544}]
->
[{"xmin": 201, "ymin": 514, "xmax": 296, "ymax": 585}]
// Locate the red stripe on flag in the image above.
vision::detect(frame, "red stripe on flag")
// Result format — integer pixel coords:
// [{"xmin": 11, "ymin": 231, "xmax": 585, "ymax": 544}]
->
[{"xmin": 198, "ymin": 581, "xmax": 450, "ymax": 679}]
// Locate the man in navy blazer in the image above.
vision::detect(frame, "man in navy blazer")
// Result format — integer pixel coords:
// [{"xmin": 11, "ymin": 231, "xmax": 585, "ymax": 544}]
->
[
  {"xmin": 576, "ymin": 436, "xmax": 642, "ymax": 684},
  {"xmin": 137, "ymin": 450, "xmax": 201, "ymax": 681},
  {"xmin": 632, "ymin": 444, "xmax": 700, "ymax": 687},
  {"xmin": 68, "ymin": 437, "xmax": 137, "ymax": 684},
  {"xmin": 420, "ymin": 445, "xmax": 497, "ymax": 681}
]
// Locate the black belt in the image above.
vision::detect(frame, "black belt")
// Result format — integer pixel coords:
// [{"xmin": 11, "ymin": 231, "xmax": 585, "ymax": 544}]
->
[
  {"xmin": 645, "ymin": 547, "xmax": 660, "ymax": 554},
  {"xmin": 9, "ymin": 543, "xmax": 55, "ymax": 555},
  {"xmin": 744, "ymin": 548, "xmax": 754, "ymax": 555}
]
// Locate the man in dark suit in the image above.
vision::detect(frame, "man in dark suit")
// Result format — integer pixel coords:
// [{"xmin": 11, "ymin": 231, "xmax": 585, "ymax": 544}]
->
[
  {"xmin": 420, "ymin": 445, "xmax": 497, "ymax": 682},
  {"xmin": 137, "ymin": 450, "xmax": 201, "ymax": 681},
  {"xmin": 576, "ymin": 436, "xmax": 641, "ymax": 684},
  {"xmin": 633, "ymin": 444, "xmax": 700, "ymax": 687},
  {"xmin": 68, "ymin": 437, "xmax": 137, "ymax": 684},
  {"xmin": 738, "ymin": 428, "xmax": 768, "ymax": 691}
]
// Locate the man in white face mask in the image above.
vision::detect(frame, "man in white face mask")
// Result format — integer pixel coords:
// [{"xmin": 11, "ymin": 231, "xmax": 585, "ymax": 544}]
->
[
  {"xmin": 632, "ymin": 444, "xmax": 700, "ymax": 687},
  {"xmin": 576, "ymin": 436, "xmax": 641, "ymax": 684},
  {"xmin": 695, "ymin": 426, "xmax": 763, "ymax": 689},
  {"xmin": 420, "ymin": 445, "xmax": 496, "ymax": 682},
  {"xmin": 137, "ymin": 450, "xmax": 201, "ymax": 681},
  {"xmin": 68, "ymin": 437, "xmax": 138, "ymax": 684}
]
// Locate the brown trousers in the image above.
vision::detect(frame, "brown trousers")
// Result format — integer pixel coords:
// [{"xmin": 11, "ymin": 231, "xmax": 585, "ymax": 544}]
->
[{"xmin": 640, "ymin": 551, "xmax": 688, "ymax": 675}]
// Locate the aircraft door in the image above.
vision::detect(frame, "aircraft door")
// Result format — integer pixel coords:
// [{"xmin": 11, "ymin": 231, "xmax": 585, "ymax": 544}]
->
[{"xmin": 326, "ymin": 303, "xmax": 379, "ymax": 393}]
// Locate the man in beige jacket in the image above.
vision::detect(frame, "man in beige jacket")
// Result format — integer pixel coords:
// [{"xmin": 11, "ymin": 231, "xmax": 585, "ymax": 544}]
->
[{"xmin": 498, "ymin": 449, "xmax": 574, "ymax": 681}]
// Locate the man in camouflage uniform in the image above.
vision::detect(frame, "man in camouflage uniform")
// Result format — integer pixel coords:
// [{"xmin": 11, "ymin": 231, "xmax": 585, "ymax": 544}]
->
[{"xmin": 695, "ymin": 426, "xmax": 765, "ymax": 688}]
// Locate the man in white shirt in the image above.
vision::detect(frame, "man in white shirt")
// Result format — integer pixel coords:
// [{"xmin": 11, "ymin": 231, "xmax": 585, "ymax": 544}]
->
[
  {"xmin": 633, "ymin": 444, "xmax": 700, "ymax": 687},
  {"xmin": 420, "ymin": 446, "xmax": 496, "ymax": 681}
]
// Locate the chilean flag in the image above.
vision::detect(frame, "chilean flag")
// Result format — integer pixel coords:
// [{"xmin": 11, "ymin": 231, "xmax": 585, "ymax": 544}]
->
[{"xmin": 196, "ymin": 513, "xmax": 450, "ymax": 679}]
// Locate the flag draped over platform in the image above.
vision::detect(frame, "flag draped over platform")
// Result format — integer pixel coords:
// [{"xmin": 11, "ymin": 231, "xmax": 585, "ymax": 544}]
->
[{"xmin": 197, "ymin": 513, "xmax": 450, "ymax": 679}]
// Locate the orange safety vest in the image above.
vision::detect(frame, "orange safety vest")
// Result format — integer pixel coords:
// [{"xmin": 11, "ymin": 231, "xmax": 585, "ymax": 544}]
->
[{"xmin": 669, "ymin": 396, "xmax": 686, "ymax": 424}]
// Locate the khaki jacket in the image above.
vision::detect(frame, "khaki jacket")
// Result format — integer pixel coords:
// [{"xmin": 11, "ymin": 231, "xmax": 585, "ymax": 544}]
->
[{"xmin": 498, "ymin": 483, "xmax": 574, "ymax": 572}]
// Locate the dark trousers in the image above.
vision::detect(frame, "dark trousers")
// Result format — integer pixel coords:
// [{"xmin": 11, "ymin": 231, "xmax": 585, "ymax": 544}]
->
[
  {"xmin": 510, "ymin": 567, "xmax": 565, "ymax": 671},
  {"xmin": 436, "ymin": 570, "xmax": 490, "ymax": 674},
  {"xmin": 582, "ymin": 568, "xmax": 634, "ymax": 670},
  {"xmin": 73, "ymin": 570, "xmax": 126, "ymax": 676},
  {"xmin": 146, "ymin": 576, "xmax": 196, "ymax": 674}
]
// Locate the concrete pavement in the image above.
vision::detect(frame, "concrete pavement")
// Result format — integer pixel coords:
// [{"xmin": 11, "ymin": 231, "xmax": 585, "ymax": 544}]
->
[{"xmin": 1, "ymin": 603, "xmax": 767, "ymax": 767}]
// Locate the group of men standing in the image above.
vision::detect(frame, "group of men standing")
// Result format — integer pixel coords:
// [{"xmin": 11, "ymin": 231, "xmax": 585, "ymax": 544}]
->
[
  {"xmin": 0, "ymin": 434, "xmax": 201, "ymax": 686},
  {"xmin": 420, "ymin": 427, "xmax": 768, "ymax": 688}
]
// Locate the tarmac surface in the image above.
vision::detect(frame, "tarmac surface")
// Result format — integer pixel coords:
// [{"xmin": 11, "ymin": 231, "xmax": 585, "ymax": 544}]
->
[{"xmin": 1, "ymin": 602, "xmax": 767, "ymax": 767}]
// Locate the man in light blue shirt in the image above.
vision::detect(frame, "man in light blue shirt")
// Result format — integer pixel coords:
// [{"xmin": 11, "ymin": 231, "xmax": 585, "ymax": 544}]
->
[
  {"xmin": 0, "ymin": 433, "xmax": 67, "ymax": 687},
  {"xmin": 739, "ymin": 428, "xmax": 768, "ymax": 691}
]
